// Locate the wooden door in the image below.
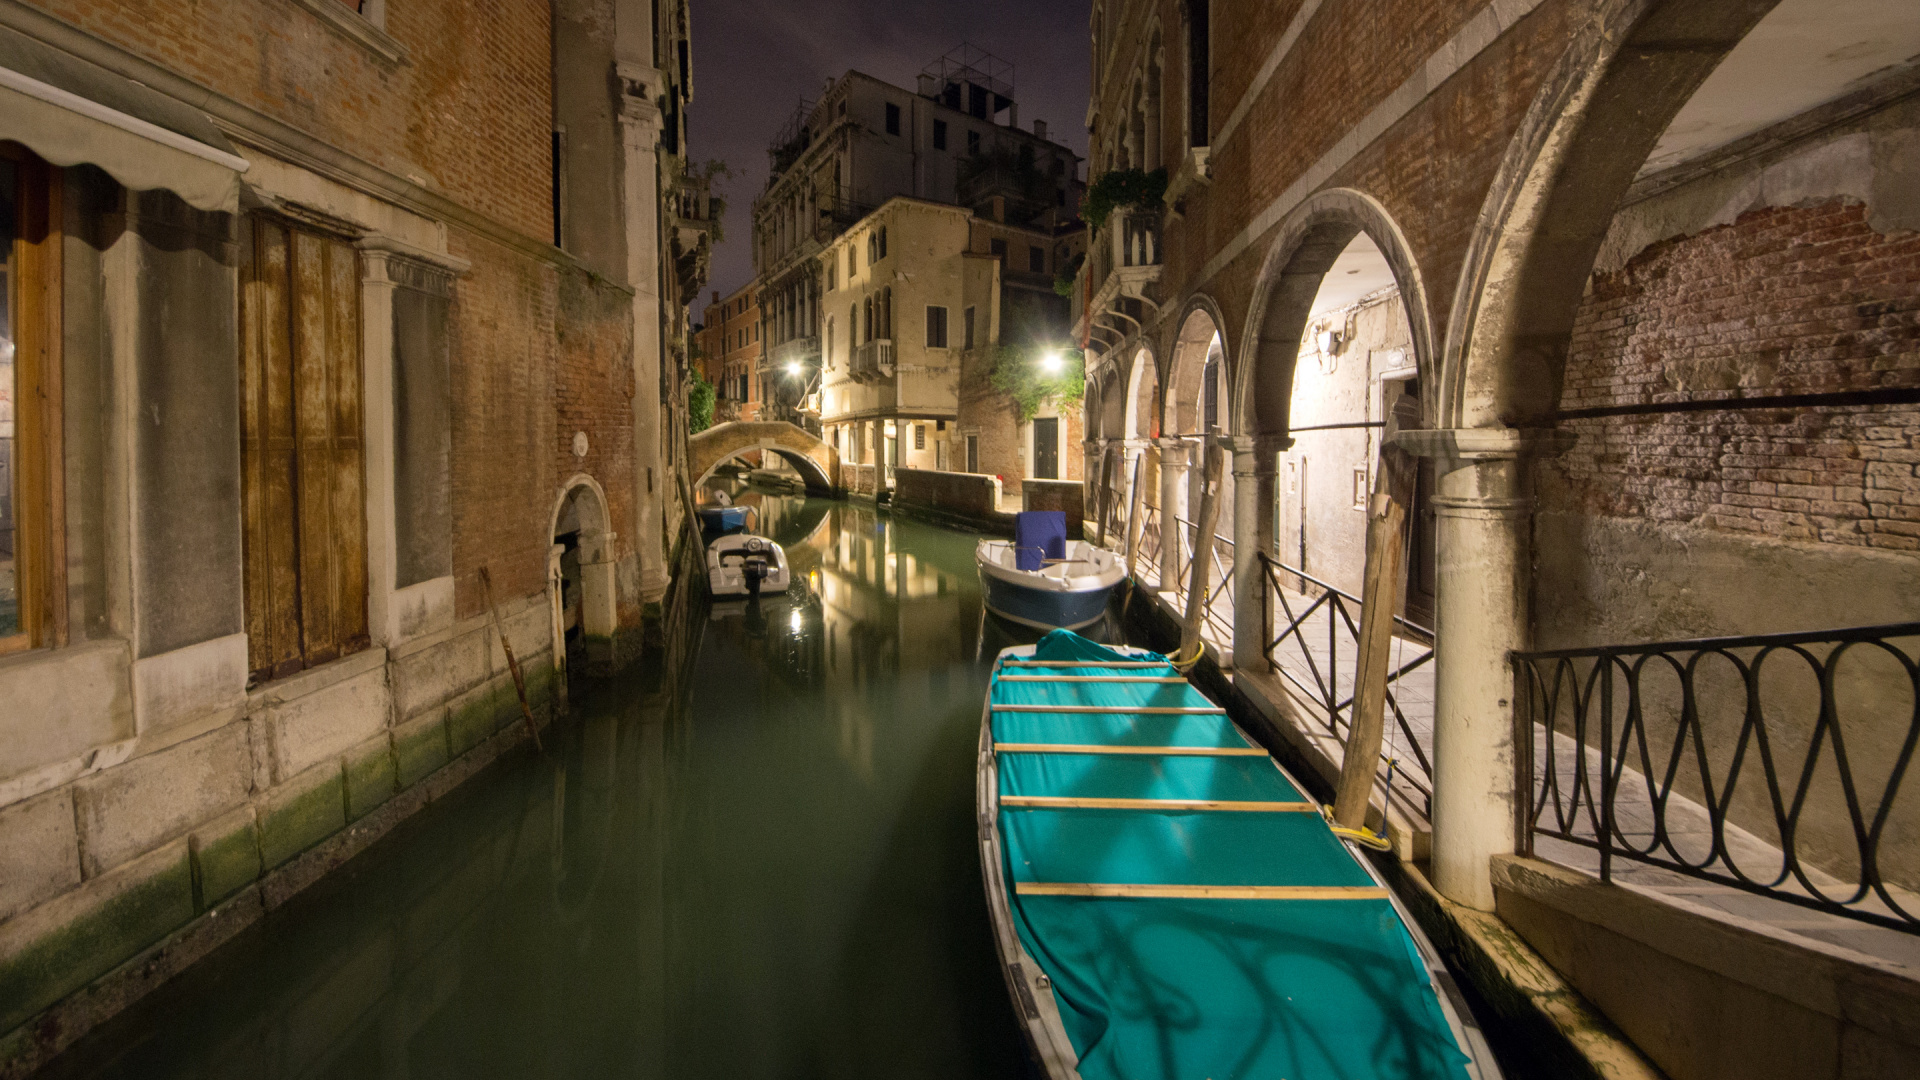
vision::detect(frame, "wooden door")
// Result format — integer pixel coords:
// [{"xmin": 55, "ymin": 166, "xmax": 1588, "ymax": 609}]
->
[{"xmin": 241, "ymin": 218, "xmax": 368, "ymax": 682}]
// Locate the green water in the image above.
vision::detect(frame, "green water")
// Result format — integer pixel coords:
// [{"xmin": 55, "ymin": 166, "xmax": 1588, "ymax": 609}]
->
[{"xmin": 43, "ymin": 495, "xmax": 1107, "ymax": 1080}]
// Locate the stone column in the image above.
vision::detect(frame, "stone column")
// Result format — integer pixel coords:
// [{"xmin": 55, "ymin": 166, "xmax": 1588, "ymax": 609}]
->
[
  {"xmin": 618, "ymin": 62, "xmax": 669, "ymax": 604},
  {"xmin": 1156, "ymin": 436, "xmax": 1189, "ymax": 591},
  {"xmin": 1394, "ymin": 427, "xmax": 1573, "ymax": 911},
  {"xmin": 1228, "ymin": 434, "xmax": 1286, "ymax": 674}
]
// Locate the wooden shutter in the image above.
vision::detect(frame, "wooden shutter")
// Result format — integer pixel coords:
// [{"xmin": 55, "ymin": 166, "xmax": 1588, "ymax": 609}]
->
[{"xmin": 241, "ymin": 218, "xmax": 368, "ymax": 682}]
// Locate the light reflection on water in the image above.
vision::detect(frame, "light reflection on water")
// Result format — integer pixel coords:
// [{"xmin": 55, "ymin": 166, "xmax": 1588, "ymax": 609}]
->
[{"xmin": 40, "ymin": 491, "xmax": 1114, "ymax": 1080}]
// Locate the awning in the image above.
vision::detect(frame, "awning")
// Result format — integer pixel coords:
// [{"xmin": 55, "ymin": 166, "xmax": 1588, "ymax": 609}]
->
[{"xmin": 0, "ymin": 26, "xmax": 248, "ymax": 213}]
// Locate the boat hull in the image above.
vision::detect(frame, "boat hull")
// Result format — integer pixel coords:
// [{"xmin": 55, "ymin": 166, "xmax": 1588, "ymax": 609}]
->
[{"xmin": 979, "ymin": 570, "xmax": 1115, "ymax": 632}]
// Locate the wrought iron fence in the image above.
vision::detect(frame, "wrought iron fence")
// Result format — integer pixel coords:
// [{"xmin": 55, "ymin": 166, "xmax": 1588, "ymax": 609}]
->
[
  {"xmin": 1514, "ymin": 623, "xmax": 1920, "ymax": 933},
  {"xmin": 1258, "ymin": 552, "xmax": 1435, "ymax": 813}
]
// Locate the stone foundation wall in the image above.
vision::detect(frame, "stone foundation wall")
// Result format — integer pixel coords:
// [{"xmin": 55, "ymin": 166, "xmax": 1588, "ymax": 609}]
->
[{"xmin": 0, "ymin": 594, "xmax": 558, "ymax": 1071}]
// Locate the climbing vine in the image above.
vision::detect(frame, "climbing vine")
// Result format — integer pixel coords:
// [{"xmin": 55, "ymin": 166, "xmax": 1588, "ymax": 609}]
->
[
  {"xmin": 687, "ymin": 370, "xmax": 715, "ymax": 435},
  {"xmin": 1080, "ymin": 167, "xmax": 1168, "ymax": 229},
  {"xmin": 989, "ymin": 345, "xmax": 1085, "ymax": 423}
]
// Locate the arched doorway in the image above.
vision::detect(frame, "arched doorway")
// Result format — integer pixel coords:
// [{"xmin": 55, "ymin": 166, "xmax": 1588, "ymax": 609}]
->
[{"xmin": 550, "ymin": 477, "xmax": 617, "ymax": 678}]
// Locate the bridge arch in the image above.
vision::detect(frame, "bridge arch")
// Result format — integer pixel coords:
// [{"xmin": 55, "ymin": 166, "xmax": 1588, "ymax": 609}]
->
[{"xmin": 687, "ymin": 421, "xmax": 840, "ymax": 494}]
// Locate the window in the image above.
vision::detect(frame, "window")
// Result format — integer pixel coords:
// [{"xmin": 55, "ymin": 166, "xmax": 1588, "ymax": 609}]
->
[
  {"xmin": 1203, "ymin": 353, "xmax": 1221, "ymax": 431},
  {"xmin": 990, "ymin": 238, "xmax": 1007, "ymax": 260},
  {"xmin": 967, "ymin": 129, "xmax": 981, "ymax": 155},
  {"xmin": 963, "ymin": 306, "xmax": 976, "ymax": 349},
  {"xmin": 914, "ymin": 425, "xmax": 926, "ymax": 450},
  {"xmin": 1029, "ymin": 245, "xmax": 1045, "ymax": 273},
  {"xmin": 880, "ymin": 287, "xmax": 893, "ymax": 339},
  {"xmin": 0, "ymin": 150, "xmax": 57, "ymax": 653},
  {"xmin": 826, "ymin": 255, "xmax": 836, "ymax": 291},
  {"xmin": 926, "ymin": 305, "xmax": 948, "ymax": 348},
  {"xmin": 240, "ymin": 217, "xmax": 370, "ymax": 681},
  {"xmin": 877, "ymin": 226, "xmax": 887, "ymax": 259},
  {"xmin": 966, "ymin": 434, "xmax": 979, "ymax": 473},
  {"xmin": 863, "ymin": 296, "xmax": 873, "ymax": 341},
  {"xmin": 850, "ymin": 303, "xmax": 859, "ymax": 346},
  {"xmin": 885, "ymin": 102, "xmax": 901, "ymax": 135},
  {"xmin": 933, "ymin": 119, "xmax": 948, "ymax": 150},
  {"xmin": 825, "ymin": 318, "xmax": 833, "ymax": 367},
  {"xmin": 1188, "ymin": 0, "xmax": 1211, "ymax": 147}
]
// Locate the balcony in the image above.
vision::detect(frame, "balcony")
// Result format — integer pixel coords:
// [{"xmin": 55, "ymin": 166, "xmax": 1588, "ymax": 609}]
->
[
  {"xmin": 669, "ymin": 175, "xmax": 714, "ymax": 298},
  {"xmin": 852, "ymin": 338, "xmax": 894, "ymax": 382},
  {"xmin": 769, "ymin": 335, "xmax": 819, "ymax": 371},
  {"xmin": 1074, "ymin": 204, "xmax": 1163, "ymax": 351}
]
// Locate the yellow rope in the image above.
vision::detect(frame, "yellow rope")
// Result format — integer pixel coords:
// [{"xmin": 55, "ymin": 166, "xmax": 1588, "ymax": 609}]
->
[
  {"xmin": 1322, "ymin": 807, "xmax": 1394, "ymax": 851},
  {"xmin": 1167, "ymin": 639, "xmax": 1207, "ymax": 671}
]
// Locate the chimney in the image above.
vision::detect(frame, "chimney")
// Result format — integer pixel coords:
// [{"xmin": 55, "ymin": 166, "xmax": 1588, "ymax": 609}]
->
[
  {"xmin": 1033, "ymin": 119, "xmax": 1048, "ymax": 140},
  {"xmin": 991, "ymin": 196, "xmax": 1006, "ymax": 223},
  {"xmin": 712, "ymin": 290, "xmax": 720, "ymax": 305}
]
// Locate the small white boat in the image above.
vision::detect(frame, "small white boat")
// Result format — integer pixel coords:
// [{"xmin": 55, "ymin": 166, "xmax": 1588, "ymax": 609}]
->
[
  {"xmin": 976, "ymin": 542, "xmax": 1125, "ymax": 633},
  {"xmin": 707, "ymin": 533, "xmax": 791, "ymax": 597}
]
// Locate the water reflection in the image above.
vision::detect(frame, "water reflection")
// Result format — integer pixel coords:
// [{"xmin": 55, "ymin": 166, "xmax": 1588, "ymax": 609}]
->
[{"xmin": 43, "ymin": 494, "xmax": 1077, "ymax": 1080}]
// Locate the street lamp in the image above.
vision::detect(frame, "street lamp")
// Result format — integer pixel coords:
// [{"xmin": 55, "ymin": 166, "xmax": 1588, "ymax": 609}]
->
[
  {"xmin": 1039, "ymin": 350, "xmax": 1064, "ymax": 375},
  {"xmin": 786, "ymin": 361, "xmax": 803, "ymax": 377}
]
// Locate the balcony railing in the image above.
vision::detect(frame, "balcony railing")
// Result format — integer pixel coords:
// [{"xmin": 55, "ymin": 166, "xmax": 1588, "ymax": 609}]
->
[
  {"xmin": 852, "ymin": 339, "xmax": 893, "ymax": 382},
  {"xmin": 769, "ymin": 335, "xmax": 819, "ymax": 370},
  {"xmin": 1514, "ymin": 623, "xmax": 1920, "ymax": 933}
]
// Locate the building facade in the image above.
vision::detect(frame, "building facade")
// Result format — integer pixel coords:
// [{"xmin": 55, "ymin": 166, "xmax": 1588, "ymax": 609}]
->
[
  {"xmin": 1078, "ymin": 1, "xmax": 1920, "ymax": 1078},
  {"xmin": 0, "ymin": 0, "xmax": 704, "ymax": 1069},
  {"xmin": 751, "ymin": 48, "xmax": 1085, "ymax": 437},
  {"xmin": 697, "ymin": 281, "xmax": 764, "ymax": 423}
]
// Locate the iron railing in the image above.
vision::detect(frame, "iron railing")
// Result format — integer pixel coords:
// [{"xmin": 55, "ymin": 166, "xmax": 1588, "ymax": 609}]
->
[
  {"xmin": 1170, "ymin": 513, "xmax": 1234, "ymax": 643},
  {"xmin": 1259, "ymin": 552, "xmax": 1436, "ymax": 812},
  {"xmin": 1515, "ymin": 623, "xmax": 1920, "ymax": 933}
]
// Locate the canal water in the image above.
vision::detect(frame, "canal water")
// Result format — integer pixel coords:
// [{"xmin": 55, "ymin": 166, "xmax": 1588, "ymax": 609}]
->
[{"xmin": 41, "ymin": 490, "xmax": 1119, "ymax": 1080}]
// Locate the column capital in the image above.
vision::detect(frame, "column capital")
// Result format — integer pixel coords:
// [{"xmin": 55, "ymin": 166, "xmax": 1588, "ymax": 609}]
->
[
  {"xmin": 1389, "ymin": 427, "xmax": 1575, "ymax": 463},
  {"xmin": 1220, "ymin": 433, "xmax": 1292, "ymax": 457}
]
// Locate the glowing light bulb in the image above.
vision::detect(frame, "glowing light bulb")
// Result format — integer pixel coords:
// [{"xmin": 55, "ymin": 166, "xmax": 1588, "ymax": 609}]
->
[
  {"xmin": 786, "ymin": 362, "xmax": 803, "ymax": 376},
  {"xmin": 1040, "ymin": 351, "xmax": 1063, "ymax": 374}
]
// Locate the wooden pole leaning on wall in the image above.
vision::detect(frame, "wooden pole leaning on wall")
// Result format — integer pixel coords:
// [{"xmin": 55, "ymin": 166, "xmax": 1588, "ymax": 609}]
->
[
  {"xmin": 1177, "ymin": 438, "xmax": 1225, "ymax": 666},
  {"xmin": 1094, "ymin": 448, "xmax": 1115, "ymax": 548},
  {"xmin": 479, "ymin": 566, "xmax": 544, "ymax": 753},
  {"xmin": 1331, "ymin": 434, "xmax": 1417, "ymax": 831},
  {"xmin": 1120, "ymin": 452, "xmax": 1145, "ymax": 621}
]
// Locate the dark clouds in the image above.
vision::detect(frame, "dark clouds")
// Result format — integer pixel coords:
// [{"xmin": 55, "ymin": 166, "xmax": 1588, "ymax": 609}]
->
[{"xmin": 686, "ymin": 0, "xmax": 1091, "ymax": 304}]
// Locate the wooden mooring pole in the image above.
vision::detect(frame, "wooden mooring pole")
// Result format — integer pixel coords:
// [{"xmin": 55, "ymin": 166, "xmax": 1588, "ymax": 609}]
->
[
  {"xmin": 1177, "ymin": 439, "xmax": 1224, "ymax": 665},
  {"xmin": 1331, "ymin": 436, "xmax": 1417, "ymax": 831},
  {"xmin": 479, "ymin": 566, "xmax": 544, "ymax": 753}
]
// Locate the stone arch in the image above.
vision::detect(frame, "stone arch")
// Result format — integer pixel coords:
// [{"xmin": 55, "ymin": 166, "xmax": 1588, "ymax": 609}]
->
[
  {"xmin": 1233, "ymin": 187, "xmax": 1436, "ymax": 439},
  {"xmin": 1164, "ymin": 297, "xmax": 1230, "ymax": 438},
  {"xmin": 1124, "ymin": 343, "xmax": 1160, "ymax": 442},
  {"xmin": 1442, "ymin": 0, "xmax": 1783, "ymax": 428},
  {"xmin": 549, "ymin": 475, "xmax": 617, "ymax": 673},
  {"xmin": 687, "ymin": 420, "xmax": 838, "ymax": 493}
]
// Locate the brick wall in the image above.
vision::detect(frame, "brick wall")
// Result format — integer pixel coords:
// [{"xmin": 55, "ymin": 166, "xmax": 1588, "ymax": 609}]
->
[
  {"xmin": 33, "ymin": 0, "xmax": 554, "ymax": 239},
  {"xmin": 1547, "ymin": 200, "xmax": 1920, "ymax": 551}
]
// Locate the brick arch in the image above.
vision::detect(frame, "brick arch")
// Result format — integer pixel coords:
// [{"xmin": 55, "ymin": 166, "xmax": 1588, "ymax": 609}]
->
[
  {"xmin": 1234, "ymin": 188, "xmax": 1435, "ymax": 438},
  {"xmin": 1443, "ymin": 0, "xmax": 1784, "ymax": 429},
  {"xmin": 687, "ymin": 421, "xmax": 839, "ymax": 493}
]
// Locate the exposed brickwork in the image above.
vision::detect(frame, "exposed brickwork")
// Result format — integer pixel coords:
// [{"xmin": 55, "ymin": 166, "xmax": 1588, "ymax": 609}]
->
[
  {"xmin": 696, "ymin": 282, "xmax": 763, "ymax": 422},
  {"xmin": 1549, "ymin": 201, "xmax": 1920, "ymax": 551},
  {"xmin": 28, "ymin": 0, "xmax": 554, "ymax": 239}
]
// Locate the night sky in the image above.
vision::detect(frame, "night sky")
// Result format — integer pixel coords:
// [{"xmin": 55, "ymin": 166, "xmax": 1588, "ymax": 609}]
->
[{"xmin": 686, "ymin": 0, "xmax": 1092, "ymax": 306}]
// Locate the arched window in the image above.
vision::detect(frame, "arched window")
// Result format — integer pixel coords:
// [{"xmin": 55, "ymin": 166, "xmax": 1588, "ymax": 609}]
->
[
  {"xmin": 825, "ymin": 317, "xmax": 834, "ymax": 368},
  {"xmin": 878, "ymin": 226, "xmax": 888, "ymax": 259},
  {"xmin": 850, "ymin": 303, "xmax": 859, "ymax": 346},
  {"xmin": 864, "ymin": 296, "xmax": 874, "ymax": 341},
  {"xmin": 1186, "ymin": 0, "xmax": 1210, "ymax": 148},
  {"xmin": 880, "ymin": 287, "xmax": 893, "ymax": 339}
]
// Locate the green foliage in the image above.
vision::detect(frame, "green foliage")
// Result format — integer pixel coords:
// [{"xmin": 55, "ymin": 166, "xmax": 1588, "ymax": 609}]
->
[
  {"xmin": 1053, "ymin": 252, "xmax": 1085, "ymax": 297},
  {"xmin": 687, "ymin": 371, "xmax": 716, "ymax": 435},
  {"xmin": 1080, "ymin": 167, "xmax": 1168, "ymax": 229},
  {"xmin": 989, "ymin": 345, "xmax": 1086, "ymax": 424}
]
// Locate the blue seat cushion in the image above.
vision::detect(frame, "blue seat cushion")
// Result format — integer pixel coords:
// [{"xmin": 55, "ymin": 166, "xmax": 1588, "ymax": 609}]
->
[{"xmin": 1014, "ymin": 511, "xmax": 1068, "ymax": 571}]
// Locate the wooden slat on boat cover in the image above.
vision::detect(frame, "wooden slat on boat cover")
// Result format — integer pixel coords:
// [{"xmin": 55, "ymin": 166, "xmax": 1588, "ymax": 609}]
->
[
  {"xmin": 1015, "ymin": 883, "xmax": 1390, "ymax": 900},
  {"xmin": 991, "ymin": 704, "xmax": 1226, "ymax": 715},
  {"xmin": 1000, "ymin": 796, "xmax": 1314, "ymax": 812},
  {"xmin": 994, "ymin": 743, "xmax": 1269, "ymax": 757},
  {"xmin": 997, "ymin": 675, "xmax": 1189, "ymax": 684},
  {"xmin": 1000, "ymin": 660, "xmax": 1171, "ymax": 668}
]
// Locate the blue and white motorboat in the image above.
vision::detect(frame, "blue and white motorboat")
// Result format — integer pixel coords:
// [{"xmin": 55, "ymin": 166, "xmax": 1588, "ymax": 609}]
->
[{"xmin": 976, "ymin": 511, "xmax": 1126, "ymax": 632}]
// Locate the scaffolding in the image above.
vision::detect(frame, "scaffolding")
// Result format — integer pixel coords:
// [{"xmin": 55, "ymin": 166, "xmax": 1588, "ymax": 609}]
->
[{"xmin": 919, "ymin": 43, "xmax": 1015, "ymax": 121}]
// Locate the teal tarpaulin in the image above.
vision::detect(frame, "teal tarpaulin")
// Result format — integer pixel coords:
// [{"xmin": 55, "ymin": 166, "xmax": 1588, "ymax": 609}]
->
[{"xmin": 991, "ymin": 630, "xmax": 1471, "ymax": 1080}]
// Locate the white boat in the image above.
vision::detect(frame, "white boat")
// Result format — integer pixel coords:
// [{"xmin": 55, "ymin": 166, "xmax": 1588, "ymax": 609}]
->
[
  {"xmin": 975, "ymin": 538, "xmax": 1126, "ymax": 632},
  {"xmin": 707, "ymin": 533, "xmax": 791, "ymax": 597}
]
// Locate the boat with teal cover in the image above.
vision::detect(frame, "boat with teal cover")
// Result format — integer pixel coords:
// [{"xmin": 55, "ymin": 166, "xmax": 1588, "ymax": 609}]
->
[{"xmin": 977, "ymin": 629, "xmax": 1500, "ymax": 1080}]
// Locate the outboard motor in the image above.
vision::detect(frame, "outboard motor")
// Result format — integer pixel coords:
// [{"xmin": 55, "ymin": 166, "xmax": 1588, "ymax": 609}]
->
[{"xmin": 742, "ymin": 538, "xmax": 769, "ymax": 596}]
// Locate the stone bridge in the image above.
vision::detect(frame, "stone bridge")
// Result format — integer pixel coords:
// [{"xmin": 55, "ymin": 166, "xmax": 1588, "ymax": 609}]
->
[{"xmin": 687, "ymin": 421, "xmax": 839, "ymax": 494}]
